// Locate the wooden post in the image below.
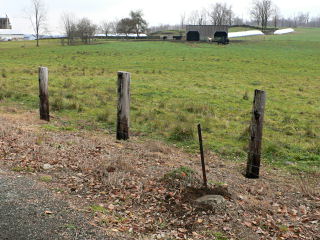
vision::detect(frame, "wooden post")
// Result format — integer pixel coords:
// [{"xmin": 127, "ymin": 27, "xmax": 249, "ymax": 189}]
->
[
  {"xmin": 197, "ymin": 124, "xmax": 208, "ymax": 188},
  {"xmin": 246, "ymin": 89, "xmax": 266, "ymax": 179},
  {"xmin": 38, "ymin": 67, "xmax": 49, "ymax": 121},
  {"xmin": 116, "ymin": 71, "xmax": 130, "ymax": 140}
]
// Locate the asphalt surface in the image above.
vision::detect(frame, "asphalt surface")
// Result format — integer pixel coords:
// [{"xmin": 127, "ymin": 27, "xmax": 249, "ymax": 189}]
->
[{"xmin": 0, "ymin": 169, "xmax": 111, "ymax": 240}]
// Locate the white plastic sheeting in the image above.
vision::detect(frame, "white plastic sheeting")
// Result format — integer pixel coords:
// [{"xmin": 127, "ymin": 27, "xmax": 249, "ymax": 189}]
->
[
  {"xmin": 274, "ymin": 28, "xmax": 295, "ymax": 35},
  {"xmin": 228, "ymin": 30, "xmax": 264, "ymax": 38}
]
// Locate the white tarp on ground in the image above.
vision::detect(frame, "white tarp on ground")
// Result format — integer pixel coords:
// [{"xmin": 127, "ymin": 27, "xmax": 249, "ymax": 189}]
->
[
  {"xmin": 228, "ymin": 30, "xmax": 264, "ymax": 38},
  {"xmin": 95, "ymin": 33, "xmax": 148, "ymax": 37},
  {"xmin": 0, "ymin": 29, "xmax": 24, "ymax": 41},
  {"xmin": 274, "ymin": 28, "xmax": 295, "ymax": 35}
]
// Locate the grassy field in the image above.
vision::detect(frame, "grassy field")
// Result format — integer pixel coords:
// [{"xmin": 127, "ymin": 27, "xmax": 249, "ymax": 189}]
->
[{"xmin": 0, "ymin": 28, "xmax": 319, "ymax": 172}]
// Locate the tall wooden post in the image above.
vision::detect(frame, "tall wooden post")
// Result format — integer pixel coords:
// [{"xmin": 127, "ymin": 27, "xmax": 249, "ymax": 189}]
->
[
  {"xmin": 39, "ymin": 67, "xmax": 49, "ymax": 121},
  {"xmin": 246, "ymin": 89, "xmax": 266, "ymax": 179},
  {"xmin": 116, "ymin": 71, "xmax": 130, "ymax": 140}
]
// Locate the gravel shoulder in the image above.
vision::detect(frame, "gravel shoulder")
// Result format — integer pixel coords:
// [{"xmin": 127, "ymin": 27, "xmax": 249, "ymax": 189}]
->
[{"xmin": 0, "ymin": 169, "xmax": 110, "ymax": 240}]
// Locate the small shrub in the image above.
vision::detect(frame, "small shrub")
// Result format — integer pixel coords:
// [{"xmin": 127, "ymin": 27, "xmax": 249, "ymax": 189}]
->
[{"xmin": 169, "ymin": 124, "xmax": 194, "ymax": 141}]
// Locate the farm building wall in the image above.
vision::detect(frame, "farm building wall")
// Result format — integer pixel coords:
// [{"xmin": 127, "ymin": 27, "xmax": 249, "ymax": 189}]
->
[
  {"xmin": 0, "ymin": 17, "xmax": 11, "ymax": 29},
  {"xmin": 186, "ymin": 25, "xmax": 228, "ymax": 41}
]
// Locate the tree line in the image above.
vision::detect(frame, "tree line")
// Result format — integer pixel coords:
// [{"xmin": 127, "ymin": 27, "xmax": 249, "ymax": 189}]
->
[
  {"xmin": 160, "ymin": 0, "xmax": 320, "ymax": 32},
  {"xmin": 61, "ymin": 10, "xmax": 147, "ymax": 45},
  {"xmin": 28, "ymin": 0, "xmax": 320, "ymax": 46}
]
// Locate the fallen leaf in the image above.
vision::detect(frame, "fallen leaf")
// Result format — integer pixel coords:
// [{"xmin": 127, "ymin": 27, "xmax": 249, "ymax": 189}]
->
[
  {"xmin": 178, "ymin": 228, "xmax": 188, "ymax": 233},
  {"xmin": 108, "ymin": 204, "xmax": 115, "ymax": 210}
]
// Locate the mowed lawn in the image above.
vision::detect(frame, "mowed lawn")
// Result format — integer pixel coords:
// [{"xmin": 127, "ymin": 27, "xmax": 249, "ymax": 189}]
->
[{"xmin": 0, "ymin": 28, "xmax": 319, "ymax": 172}]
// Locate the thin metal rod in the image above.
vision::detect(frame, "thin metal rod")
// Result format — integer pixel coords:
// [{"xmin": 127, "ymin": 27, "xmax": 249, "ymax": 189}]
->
[{"xmin": 197, "ymin": 123, "xmax": 207, "ymax": 188}]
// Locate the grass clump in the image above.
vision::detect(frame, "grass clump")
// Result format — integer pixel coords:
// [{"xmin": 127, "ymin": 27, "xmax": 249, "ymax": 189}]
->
[
  {"xmin": 39, "ymin": 175, "xmax": 53, "ymax": 182},
  {"xmin": 90, "ymin": 205, "xmax": 108, "ymax": 214},
  {"xmin": 169, "ymin": 123, "xmax": 194, "ymax": 142},
  {"xmin": 12, "ymin": 166, "xmax": 35, "ymax": 172},
  {"xmin": 163, "ymin": 166, "xmax": 201, "ymax": 188}
]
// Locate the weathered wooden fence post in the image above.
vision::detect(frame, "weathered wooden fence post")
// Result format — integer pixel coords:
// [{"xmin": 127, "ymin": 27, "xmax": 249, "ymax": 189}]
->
[
  {"xmin": 246, "ymin": 89, "xmax": 266, "ymax": 179},
  {"xmin": 38, "ymin": 67, "xmax": 49, "ymax": 121},
  {"xmin": 116, "ymin": 71, "xmax": 131, "ymax": 140}
]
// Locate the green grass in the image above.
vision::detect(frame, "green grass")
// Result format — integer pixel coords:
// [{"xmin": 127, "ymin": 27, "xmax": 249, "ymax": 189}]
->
[
  {"xmin": 0, "ymin": 28, "xmax": 319, "ymax": 172},
  {"xmin": 39, "ymin": 175, "xmax": 53, "ymax": 182}
]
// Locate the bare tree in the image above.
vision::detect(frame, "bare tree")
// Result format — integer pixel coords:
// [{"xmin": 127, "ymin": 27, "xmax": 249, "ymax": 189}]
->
[
  {"xmin": 272, "ymin": 6, "xmax": 280, "ymax": 28},
  {"xmin": 187, "ymin": 10, "xmax": 200, "ymax": 25},
  {"xmin": 110, "ymin": 19, "xmax": 119, "ymax": 34},
  {"xmin": 100, "ymin": 21, "xmax": 112, "ymax": 37},
  {"xmin": 198, "ymin": 9, "xmax": 208, "ymax": 25},
  {"xmin": 117, "ymin": 18, "xmax": 134, "ymax": 37},
  {"xmin": 180, "ymin": 12, "xmax": 186, "ymax": 30},
  {"xmin": 250, "ymin": 2, "xmax": 261, "ymax": 26},
  {"xmin": 297, "ymin": 12, "xmax": 310, "ymax": 26},
  {"xmin": 250, "ymin": 0, "xmax": 273, "ymax": 30},
  {"xmin": 29, "ymin": 0, "xmax": 46, "ymax": 47},
  {"xmin": 209, "ymin": 3, "xmax": 233, "ymax": 25},
  {"xmin": 130, "ymin": 10, "xmax": 147, "ymax": 37},
  {"xmin": 61, "ymin": 13, "xmax": 76, "ymax": 45},
  {"xmin": 77, "ymin": 18, "xmax": 97, "ymax": 44}
]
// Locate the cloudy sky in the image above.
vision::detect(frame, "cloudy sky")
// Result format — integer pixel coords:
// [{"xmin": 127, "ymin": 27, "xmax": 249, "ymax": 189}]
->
[{"xmin": 1, "ymin": 0, "xmax": 320, "ymax": 34}]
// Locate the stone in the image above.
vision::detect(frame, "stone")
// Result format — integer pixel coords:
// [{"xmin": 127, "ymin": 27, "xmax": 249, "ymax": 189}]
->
[
  {"xmin": 195, "ymin": 195, "xmax": 226, "ymax": 206},
  {"xmin": 43, "ymin": 164, "xmax": 53, "ymax": 170}
]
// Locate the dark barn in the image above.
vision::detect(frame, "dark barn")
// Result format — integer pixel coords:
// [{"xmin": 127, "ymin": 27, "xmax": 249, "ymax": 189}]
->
[
  {"xmin": 186, "ymin": 25, "xmax": 229, "ymax": 42},
  {"xmin": 0, "ymin": 16, "xmax": 11, "ymax": 29}
]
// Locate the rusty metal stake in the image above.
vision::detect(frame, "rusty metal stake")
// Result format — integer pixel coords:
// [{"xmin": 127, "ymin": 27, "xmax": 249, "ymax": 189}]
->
[{"xmin": 197, "ymin": 124, "xmax": 207, "ymax": 188}]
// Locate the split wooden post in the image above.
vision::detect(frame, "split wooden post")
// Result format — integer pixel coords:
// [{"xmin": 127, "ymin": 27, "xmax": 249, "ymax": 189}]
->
[
  {"xmin": 246, "ymin": 89, "xmax": 266, "ymax": 179},
  {"xmin": 116, "ymin": 71, "xmax": 131, "ymax": 140},
  {"xmin": 38, "ymin": 67, "xmax": 49, "ymax": 121}
]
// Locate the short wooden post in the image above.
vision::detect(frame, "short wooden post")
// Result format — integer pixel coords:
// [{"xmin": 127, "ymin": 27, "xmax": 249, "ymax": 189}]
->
[
  {"xmin": 246, "ymin": 89, "xmax": 266, "ymax": 179},
  {"xmin": 38, "ymin": 67, "xmax": 49, "ymax": 121},
  {"xmin": 116, "ymin": 71, "xmax": 130, "ymax": 140}
]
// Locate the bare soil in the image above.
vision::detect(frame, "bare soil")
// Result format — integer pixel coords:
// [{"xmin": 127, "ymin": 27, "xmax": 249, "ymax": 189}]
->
[{"xmin": 0, "ymin": 106, "xmax": 319, "ymax": 240}]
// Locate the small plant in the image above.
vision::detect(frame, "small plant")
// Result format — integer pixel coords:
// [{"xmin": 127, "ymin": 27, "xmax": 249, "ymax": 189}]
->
[
  {"xmin": 65, "ymin": 224, "xmax": 77, "ymax": 230},
  {"xmin": 163, "ymin": 166, "xmax": 201, "ymax": 188},
  {"xmin": 40, "ymin": 175, "xmax": 53, "ymax": 182},
  {"xmin": 164, "ymin": 166, "xmax": 196, "ymax": 180},
  {"xmin": 90, "ymin": 205, "xmax": 108, "ymax": 214},
  {"xmin": 12, "ymin": 166, "xmax": 35, "ymax": 172},
  {"xmin": 169, "ymin": 124, "xmax": 194, "ymax": 141}
]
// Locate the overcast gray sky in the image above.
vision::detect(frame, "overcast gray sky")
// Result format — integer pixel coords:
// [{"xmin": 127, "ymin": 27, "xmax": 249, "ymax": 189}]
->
[{"xmin": 1, "ymin": 0, "xmax": 320, "ymax": 34}]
